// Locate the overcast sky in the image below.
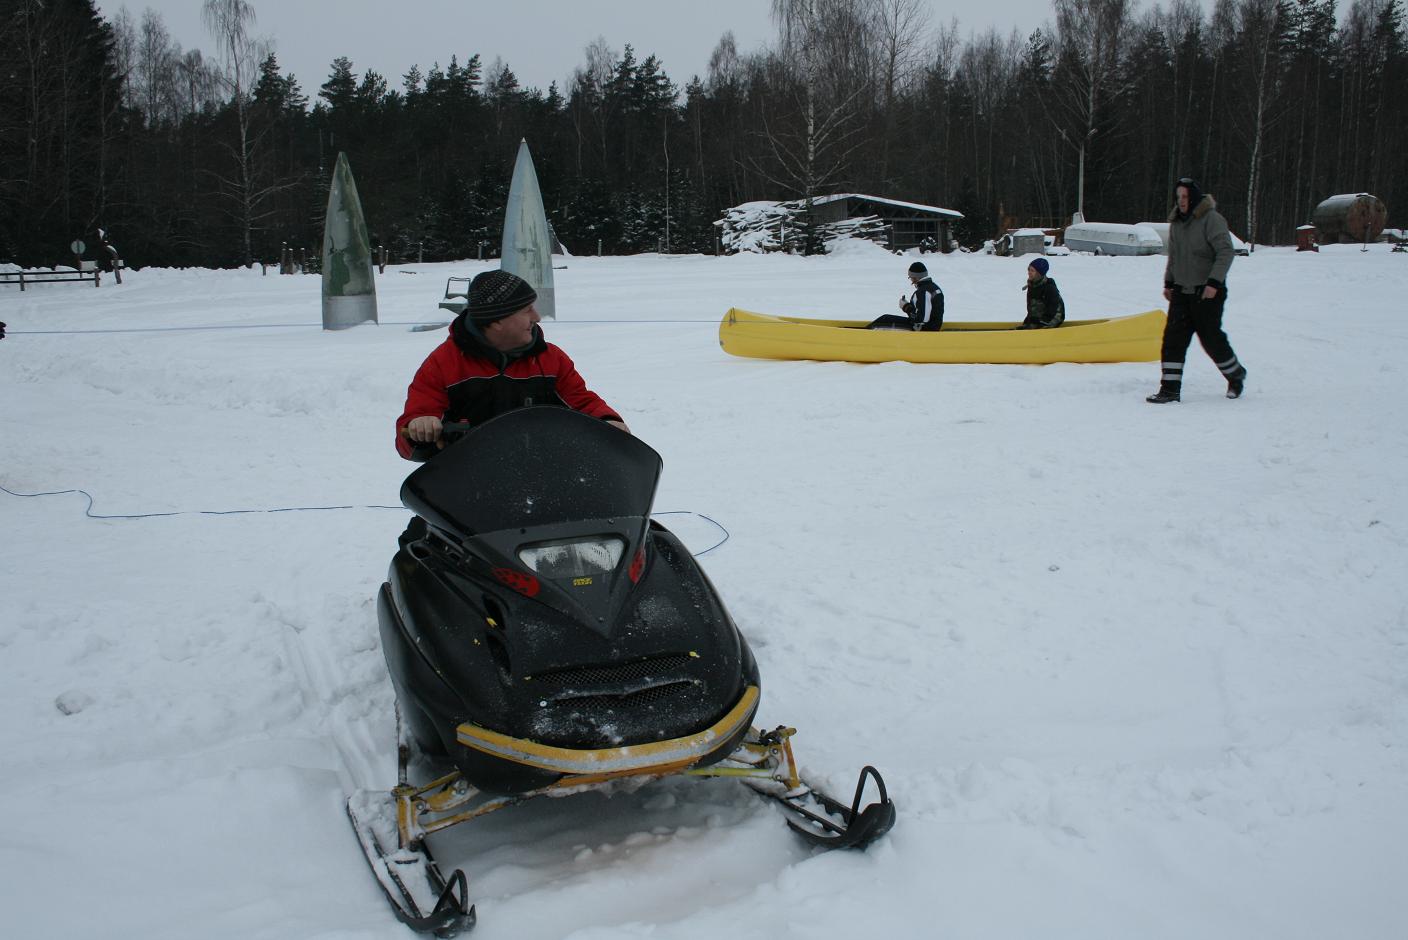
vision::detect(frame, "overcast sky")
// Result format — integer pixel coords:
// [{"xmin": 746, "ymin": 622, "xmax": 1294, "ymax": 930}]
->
[{"xmin": 102, "ymin": 0, "xmax": 1061, "ymax": 97}]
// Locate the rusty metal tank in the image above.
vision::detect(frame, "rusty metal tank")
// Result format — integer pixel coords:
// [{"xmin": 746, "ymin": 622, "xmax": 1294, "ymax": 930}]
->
[{"xmin": 1312, "ymin": 193, "xmax": 1388, "ymax": 244}]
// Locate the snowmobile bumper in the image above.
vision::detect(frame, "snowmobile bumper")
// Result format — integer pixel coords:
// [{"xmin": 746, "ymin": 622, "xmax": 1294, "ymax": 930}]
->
[{"xmin": 454, "ymin": 685, "xmax": 761, "ymax": 779}]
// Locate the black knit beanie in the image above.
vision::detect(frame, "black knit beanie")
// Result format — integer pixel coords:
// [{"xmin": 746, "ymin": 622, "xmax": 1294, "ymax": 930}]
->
[
  {"xmin": 908, "ymin": 261, "xmax": 928, "ymax": 276},
  {"xmin": 466, "ymin": 270, "xmax": 537, "ymax": 326}
]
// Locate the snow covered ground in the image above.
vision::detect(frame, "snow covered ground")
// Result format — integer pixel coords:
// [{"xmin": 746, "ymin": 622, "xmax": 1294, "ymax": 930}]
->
[{"xmin": 3, "ymin": 243, "xmax": 1406, "ymax": 939}]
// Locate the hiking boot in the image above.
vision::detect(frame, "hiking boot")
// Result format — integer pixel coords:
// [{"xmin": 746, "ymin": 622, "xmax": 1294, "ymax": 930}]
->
[
  {"xmin": 1227, "ymin": 377, "xmax": 1244, "ymax": 399},
  {"xmin": 1146, "ymin": 388, "xmax": 1180, "ymax": 404}
]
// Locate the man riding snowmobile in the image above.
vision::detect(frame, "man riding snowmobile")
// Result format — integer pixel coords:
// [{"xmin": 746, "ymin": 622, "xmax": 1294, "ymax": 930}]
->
[{"xmin": 349, "ymin": 275, "xmax": 896, "ymax": 936}]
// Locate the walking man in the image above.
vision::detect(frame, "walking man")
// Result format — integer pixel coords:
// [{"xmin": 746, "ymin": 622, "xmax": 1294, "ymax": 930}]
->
[{"xmin": 1147, "ymin": 177, "xmax": 1248, "ymax": 403}]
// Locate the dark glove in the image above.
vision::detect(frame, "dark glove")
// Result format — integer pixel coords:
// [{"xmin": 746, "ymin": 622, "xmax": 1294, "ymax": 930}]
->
[{"xmin": 0, "ymin": 321, "xmax": 7, "ymax": 339}]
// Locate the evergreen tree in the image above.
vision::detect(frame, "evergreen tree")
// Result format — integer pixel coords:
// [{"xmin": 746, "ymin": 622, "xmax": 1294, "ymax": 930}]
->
[
  {"xmin": 319, "ymin": 56, "xmax": 356, "ymax": 110},
  {"xmin": 0, "ymin": 0, "xmax": 128, "ymax": 265}
]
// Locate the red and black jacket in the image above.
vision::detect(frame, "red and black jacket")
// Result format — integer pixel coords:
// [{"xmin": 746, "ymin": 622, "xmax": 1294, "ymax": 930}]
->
[{"xmin": 395, "ymin": 318, "xmax": 621, "ymax": 460}]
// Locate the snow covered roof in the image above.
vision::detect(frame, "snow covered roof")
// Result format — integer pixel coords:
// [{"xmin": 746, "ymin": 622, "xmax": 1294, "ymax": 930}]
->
[{"xmin": 808, "ymin": 193, "xmax": 963, "ymax": 219}]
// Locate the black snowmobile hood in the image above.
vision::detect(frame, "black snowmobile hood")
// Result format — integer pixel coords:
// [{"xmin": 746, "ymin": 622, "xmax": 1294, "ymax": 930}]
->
[
  {"xmin": 385, "ymin": 406, "xmax": 757, "ymax": 756},
  {"xmin": 401, "ymin": 406, "xmax": 661, "ymax": 538}
]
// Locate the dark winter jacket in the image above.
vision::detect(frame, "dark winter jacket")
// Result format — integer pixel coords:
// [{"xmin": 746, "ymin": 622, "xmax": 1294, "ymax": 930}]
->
[
  {"xmin": 395, "ymin": 316, "xmax": 621, "ymax": 460},
  {"xmin": 1164, "ymin": 194, "xmax": 1234, "ymax": 293},
  {"xmin": 1020, "ymin": 276, "xmax": 1066, "ymax": 329},
  {"xmin": 900, "ymin": 276, "xmax": 945, "ymax": 331}
]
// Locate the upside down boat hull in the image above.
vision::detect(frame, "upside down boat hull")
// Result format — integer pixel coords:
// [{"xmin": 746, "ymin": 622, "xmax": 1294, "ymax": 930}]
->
[{"xmin": 718, "ymin": 307, "xmax": 1166, "ymax": 364}]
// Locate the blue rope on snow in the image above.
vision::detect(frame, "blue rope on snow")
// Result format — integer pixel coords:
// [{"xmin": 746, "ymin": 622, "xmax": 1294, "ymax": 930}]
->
[
  {"xmin": 5, "ymin": 319, "xmax": 722, "ymax": 336},
  {"xmin": 0, "ymin": 482, "xmax": 401, "ymax": 518},
  {"xmin": 0, "ymin": 483, "xmax": 731, "ymax": 555}
]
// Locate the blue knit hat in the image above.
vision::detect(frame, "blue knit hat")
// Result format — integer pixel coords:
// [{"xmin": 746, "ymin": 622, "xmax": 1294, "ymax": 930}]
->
[{"xmin": 1028, "ymin": 258, "xmax": 1049, "ymax": 277}]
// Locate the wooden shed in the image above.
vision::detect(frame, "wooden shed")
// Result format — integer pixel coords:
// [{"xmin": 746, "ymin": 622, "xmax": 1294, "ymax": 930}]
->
[
  {"xmin": 805, "ymin": 193, "xmax": 963, "ymax": 252},
  {"xmin": 994, "ymin": 228, "xmax": 1049, "ymax": 257},
  {"xmin": 1312, "ymin": 193, "xmax": 1388, "ymax": 244}
]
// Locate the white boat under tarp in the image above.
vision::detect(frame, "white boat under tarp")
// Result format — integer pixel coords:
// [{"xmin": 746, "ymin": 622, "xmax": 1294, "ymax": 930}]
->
[{"xmin": 1064, "ymin": 222, "xmax": 1164, "ymax": 256}]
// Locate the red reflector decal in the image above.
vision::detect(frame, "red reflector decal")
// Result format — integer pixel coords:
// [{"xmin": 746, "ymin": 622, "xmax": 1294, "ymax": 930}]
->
[
  {"xmin": 628, "ymin": 548, "xmax": 646, "ymax": 583},
  {"xmin": 492, "ymin": 567, "xmax": 540, "ymax": 597}
]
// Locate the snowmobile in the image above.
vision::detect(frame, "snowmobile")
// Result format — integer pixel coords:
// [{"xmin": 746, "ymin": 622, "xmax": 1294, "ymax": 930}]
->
[{"xmin": 347, "ymin": 407, "xmax": 895, "ymax": 936}]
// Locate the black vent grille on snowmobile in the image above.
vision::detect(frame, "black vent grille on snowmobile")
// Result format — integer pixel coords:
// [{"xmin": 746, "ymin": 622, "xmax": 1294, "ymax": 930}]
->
[
  {"xmin": 554, "ymin": 680, "xmax": 699, "ymax": 710},
  {"xmin": 522, "ymin": 654, "xmax": 717, "ymax": 747},
  {"xmin": 527, "ymin": 653, "xmax": 695, "ymax": 688}
]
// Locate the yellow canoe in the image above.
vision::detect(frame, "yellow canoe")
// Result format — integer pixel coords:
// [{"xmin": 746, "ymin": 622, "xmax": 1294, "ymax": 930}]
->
[{"xmin": 718, "ymin": 308, "xmax": 1166, "ymax": 364}]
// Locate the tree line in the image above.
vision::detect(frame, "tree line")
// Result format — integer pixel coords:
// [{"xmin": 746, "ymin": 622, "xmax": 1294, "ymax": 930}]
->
[{"xmin": 2, "ymin": 0, "xmax": 1403, "ymax": 268}]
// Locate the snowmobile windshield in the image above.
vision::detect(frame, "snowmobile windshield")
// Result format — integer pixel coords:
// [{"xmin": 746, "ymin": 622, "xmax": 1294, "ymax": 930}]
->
[{"xmin": 400, "ymin": 407, "xmax": 663, "ymax": 538}]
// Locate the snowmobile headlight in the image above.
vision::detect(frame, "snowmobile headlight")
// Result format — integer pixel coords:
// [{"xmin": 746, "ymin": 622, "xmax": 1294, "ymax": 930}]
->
[{"xmin": 518, "ymin": 536, "xmax": 626, "ymax": 579}]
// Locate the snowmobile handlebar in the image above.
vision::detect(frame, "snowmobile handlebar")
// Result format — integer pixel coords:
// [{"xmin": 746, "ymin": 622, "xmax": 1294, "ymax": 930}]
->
[{"xmin": 398, "ymin": 420, "xmax": 476, "ymax": 442}]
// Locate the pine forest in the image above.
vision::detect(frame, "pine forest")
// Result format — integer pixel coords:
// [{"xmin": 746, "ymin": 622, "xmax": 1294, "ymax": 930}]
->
[{"xmin": 2, "ymin": 0, "xmax": 1404, "ymax": 267}]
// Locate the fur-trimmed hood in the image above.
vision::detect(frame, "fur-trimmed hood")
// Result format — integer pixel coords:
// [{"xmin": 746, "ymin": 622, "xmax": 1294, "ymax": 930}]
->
[{"xmin": 1170, "ymin": 193, "xmax": 1217, "ymax": 223}]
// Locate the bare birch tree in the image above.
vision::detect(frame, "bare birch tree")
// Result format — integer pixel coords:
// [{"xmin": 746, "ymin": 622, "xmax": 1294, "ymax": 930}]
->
[
  {"xmin": 869, "ymin": 0, "xmax": 928, "ymax": 182},
  {"xmin": 1051, "ymin": 0, "xmax": 1131, "ymax": 221},
  {"xmin": 1230, "ymin": 0, "xmax": 1286, "ymax": 248},
  {"xmin": 202, "ymin": 0, "xmax": 277, "ymax": 265},
  {"xmin": 765, "ymin": 0, "xmax": 875, "ymax": 251},
  {"xmin": 926, "ymin": 18, "xmax": 962, "ymax": 197},
  {"xmin": 135, "ymin": 10, "xmax": 181, "ymax": 127},
  {"xmin": 959, "ymin": 28, "xmax": 1022, "ymax": 216}
]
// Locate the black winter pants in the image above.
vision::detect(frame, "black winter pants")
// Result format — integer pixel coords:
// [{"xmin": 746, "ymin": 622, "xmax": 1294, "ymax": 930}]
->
[
  {"xmin": 1158, "ymin": 287, "xmax": 1246, "ymax": 390},
  {"xmin": 866, "ymin": 314, "xmax": 916, "ymax": 331}
]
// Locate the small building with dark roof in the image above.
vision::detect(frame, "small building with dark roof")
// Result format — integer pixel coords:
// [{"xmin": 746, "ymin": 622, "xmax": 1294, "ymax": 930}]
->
[{"xmin": 803, "ymin": 193, "xmax": 963, "ymax": 252}]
